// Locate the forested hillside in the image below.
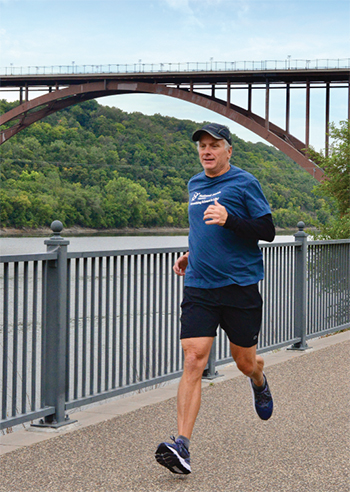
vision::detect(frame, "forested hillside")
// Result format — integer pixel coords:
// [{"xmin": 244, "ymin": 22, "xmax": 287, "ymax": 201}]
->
[{"xmin": 0, "ymin": 99, "xmax": 329, "ymax": 230}]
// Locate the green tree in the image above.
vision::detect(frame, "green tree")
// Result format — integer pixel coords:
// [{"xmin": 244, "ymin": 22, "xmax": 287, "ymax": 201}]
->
[{"xmin": 308, "ymin": 120, "xmax": 350, "ymax": 239}]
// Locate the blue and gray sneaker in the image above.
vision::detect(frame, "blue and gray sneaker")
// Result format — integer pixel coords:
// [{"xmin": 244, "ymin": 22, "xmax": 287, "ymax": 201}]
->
[
  {"xmin": 250, "ymin": 374, "xmax": 273, "ymax": 421},
  {"xmin": 155, "ymin": 436, "xmax": 191, "ymax": 474}
]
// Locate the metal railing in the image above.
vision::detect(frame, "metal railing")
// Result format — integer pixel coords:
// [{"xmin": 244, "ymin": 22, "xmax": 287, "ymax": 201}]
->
[
  {"xmin": 1, "ymin": 222, "xmax": 349, "ymax": 431},
  {"xmin": 1, "ymin": 58, "xmax": 350, "ymax": 76}
]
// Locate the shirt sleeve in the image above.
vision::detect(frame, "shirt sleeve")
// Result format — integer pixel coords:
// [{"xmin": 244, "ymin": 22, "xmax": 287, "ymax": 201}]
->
[
  {"xmin": 223, "ymin": 213, "xmax": 276, "ymax": 242},
  {"xmin": 244, "ymin": 179, "xmax": 272, "ymax": 219}
]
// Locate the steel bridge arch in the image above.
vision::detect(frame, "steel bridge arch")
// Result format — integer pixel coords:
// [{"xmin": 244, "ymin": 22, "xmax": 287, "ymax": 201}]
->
[{"xmin": 0, "ymin": 80, "xmax": 324, "ymax": 180}]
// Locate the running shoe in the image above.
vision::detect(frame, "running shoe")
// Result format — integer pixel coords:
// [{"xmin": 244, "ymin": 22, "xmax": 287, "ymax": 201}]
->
[
  {"xmin": 250, "ymin": 374, "xmax": 273, "ymax": 420},
  {"xmin": 155, "ymin": 436, "xmax": 191, "ymax": 474}
]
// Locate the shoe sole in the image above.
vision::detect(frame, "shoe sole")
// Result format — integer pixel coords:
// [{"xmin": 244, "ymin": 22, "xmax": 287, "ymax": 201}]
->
[{"xmin": 155, "ymin": 443, "xmax": 191, "ymax": 474}]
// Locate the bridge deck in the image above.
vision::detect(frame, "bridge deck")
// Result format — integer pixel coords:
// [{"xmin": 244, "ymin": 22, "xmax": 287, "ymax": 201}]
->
[{"xmin": 1, "ymin": 67, "xmax": 349, "ymax": 88}]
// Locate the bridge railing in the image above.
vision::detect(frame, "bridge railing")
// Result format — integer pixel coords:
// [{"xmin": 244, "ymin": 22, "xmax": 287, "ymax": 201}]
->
[
  {"xmin": 1, "ymin": 58, "xmax": 350, "ymax": 76},
  {"xmin": 1, "ymin": 222, "xmax": 349, "ymax": 431}
]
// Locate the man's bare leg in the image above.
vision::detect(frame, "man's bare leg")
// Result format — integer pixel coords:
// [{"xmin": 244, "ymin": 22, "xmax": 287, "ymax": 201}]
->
[
  {"xmin": 230, "ymin": 342, "xmax": 264, "ymax": 385},
  {"xmin": 230, "ymin": 342, "xmax": 273, "ymax": 420},
  {"xmin": 177, "ymin": 337, "xmax": 214, "ymax": 439}
]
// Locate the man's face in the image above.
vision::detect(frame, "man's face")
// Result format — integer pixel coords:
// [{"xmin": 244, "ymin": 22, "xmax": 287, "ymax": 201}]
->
[{"xmin": 198, "ymin": 134, "xmax": 232, "ymax": 177}]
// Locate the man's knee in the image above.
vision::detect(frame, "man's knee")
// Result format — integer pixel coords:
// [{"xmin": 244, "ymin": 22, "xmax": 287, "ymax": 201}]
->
[
  {"xmin": 182, "ymin": 338, "xmax": 213, "ymax": 375},
  {"xmin": 235, "ymin": 357, "xmax": 256, "ymax": 377}
]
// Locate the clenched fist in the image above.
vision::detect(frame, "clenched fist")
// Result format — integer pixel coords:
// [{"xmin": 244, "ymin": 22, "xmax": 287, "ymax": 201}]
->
[{"xmin": 203, "ymin": 199, "xmax": 228, "ymax": 226}]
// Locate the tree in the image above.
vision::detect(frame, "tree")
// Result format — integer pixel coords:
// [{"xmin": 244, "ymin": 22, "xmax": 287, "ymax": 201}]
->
[{"xmin": 308, "ymin": 120, "xmax": 350, "ymax": 239}]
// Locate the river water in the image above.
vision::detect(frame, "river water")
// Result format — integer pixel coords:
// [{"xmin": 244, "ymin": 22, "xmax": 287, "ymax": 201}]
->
[{"xmin": 0, "ymin": 233, "xmax": 294, "ymax": 255}]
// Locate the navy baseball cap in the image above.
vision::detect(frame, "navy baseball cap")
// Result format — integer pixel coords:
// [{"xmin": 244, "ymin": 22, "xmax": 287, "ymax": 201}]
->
[{"xmin": 192, "ymin": 123, "xmax": 232, "ymax": 146}]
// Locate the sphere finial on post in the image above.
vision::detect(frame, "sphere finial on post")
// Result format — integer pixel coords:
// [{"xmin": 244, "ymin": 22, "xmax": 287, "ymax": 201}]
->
[
  {"xmin": 297, "ymin": 221, "xmax": 305, "ymax": 232},
  {"xmin": 51, "ymin": 220, "xmax": 63, "ymax": 237},
  {"xmin": 45, "ymin": 220, "xmax": 69, "ymax": 246}
]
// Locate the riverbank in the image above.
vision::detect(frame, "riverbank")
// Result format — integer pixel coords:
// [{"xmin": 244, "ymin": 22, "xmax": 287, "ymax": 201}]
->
[
  {"xmin": 0, "ymin": 226, "xmax": 190, "ymax": 238},
  {"xmin": 0, "ymin": 225, "xmax": 297, "ymax": 238}
]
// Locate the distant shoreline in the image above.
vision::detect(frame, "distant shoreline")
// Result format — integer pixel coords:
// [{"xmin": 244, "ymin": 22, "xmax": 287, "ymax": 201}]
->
[
  {"xmin": 0, "ymin": 226, "xmax": 191, "ymax": 238},
  {"xmin": 1, "ymin": 225, "xmax": 295, "ymax": 238}
]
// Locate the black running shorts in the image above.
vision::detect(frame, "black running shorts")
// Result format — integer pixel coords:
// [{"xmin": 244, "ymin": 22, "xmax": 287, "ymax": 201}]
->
[{"xmin": 180, "ymin": 284, "xmax": 262, "ymax": 348}]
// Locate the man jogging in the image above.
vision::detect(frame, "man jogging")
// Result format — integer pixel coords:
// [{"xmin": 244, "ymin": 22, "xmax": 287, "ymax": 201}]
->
[{"xmin": 155, "ymin": 123, "xmax": 275, "ymax": 475}]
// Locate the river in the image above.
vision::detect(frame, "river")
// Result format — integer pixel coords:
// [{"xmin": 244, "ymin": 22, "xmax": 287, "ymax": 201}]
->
[{"xmin": 0, "ymin": 233, "xmax": 295, "ymax": 255}]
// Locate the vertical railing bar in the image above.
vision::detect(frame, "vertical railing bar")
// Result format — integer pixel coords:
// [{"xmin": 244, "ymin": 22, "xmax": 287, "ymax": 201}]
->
[
  {"xmin": 105, "ymin": 256, "xmax": 110, "ymax": 391},
  {"xmin": 139, "ymin": 255, "xmax": 145, "ymax": 382},
  {"xmin": 329, "ymin": 244, "xmax": 333, "ymax": 328},
  {"xmin": 74, "ymin": 258, "xmax": 80, "ymax": 400},
  {"xmin": 126, "ymin": 256, "xmax": 131, "ymax": 386},
  {"xmin": 119, "ymin": 256, "xmax": 124, "ymax": 388},
  {"xmin": 145, "ymin": 255, "xmax": 151, "ymax": 380},
  {"xmin": 152, "ymin": 254, "xmax": 157, "ymax": 379},
  {"xmin": 276, "ymin": 247, "xmax": 281, "ymax": 344},
  {"xmin": 345, "ymin": 244, "xmax": 348, "ymax": 324},
  {"xmin": 41, "ymin": 260, "xmax": 48, "ymax": 408},
  {"xmin": 90, "ymin": 257, "xmax": 96, "ymax": 395},
  {"xmin": 65, "ymin": 258, "xmax": 71, "ymax": 402},
  {"xmin": 283, "ymin": 246, "xmax": 287, "ymax": 342},
  {"xmin": 12, "ymin": 262, "xmax": 19, "ymax": 417},
  {"xmin": 31, "ymin": 261, "xmax": 38, "ymax": 410},
  {"xmin": 133, "ymin": 255, "xmax": 138, "ymax": 384},
  {"xmin": 278, "ymin": 247, "xmax": 282, "ymax": 343},
  {"xmin": 338, "ymin": 244, "xmax": 342, "ymax": 324},
  {"xmin": 319, "ymin": 244, "xmax": 323, "ymax": 332},
  {"xmin": 170, "ymin": 253, "xmax": 175, "ymax": 373},
  {"xmin": 218, "ymin": 324, "xmax": 223, "ymax": 360},
  {"xmin": 164, "ymin": 254, "xmax": 169, "ymax": 375},
  {"xmin": 325, "ymin": 244, "xmax": 329, "ymax": 331},
  {"xmin": 282, "ymin": 247, "xmax": 287, "ymax": 343},
  {"xmin": 158, "ymin": 254, "xmax": 163, "ymax": 377},
  {"xmin": 262, "ymin": 248, "xmax": 267, "ymax": 349},
  {"xmin": 175, "ymin": 253, "xmax": 182, "ymax": 370},
  {"xmin": 289, "ymin": 246, "xmax": 292, "ymax": 340},
  {"xmin": 285, "ymin": 246, "xmax": 290, "ymax": 342},
  {"xmin": 343, "ymin": 244, "xmax": 348, "ymax": 324},
  {"xmin": 82, "ymin": 257, "xmax": 88, "ymax": 398},
  {"xmin": 314, "ymin": 245, "xmax": 318, "ymax": 334},
  {"xmin": 2, "ymin": 263, "xmax": 9, "ymax": 420},
  {"xmin": 326, "ymin": 244, "xmax": 330, "ymax": 330},
  {"xmin": 322, "ymin": 245, "xmax": 327, "ymax": 332},
  {"xmin": 97, "ymin": 257, "xmax": 103, "ymax": 394},
  {"xmin": 335, "ymin": 244, "xmax": 339, "ymax": 325},
  {"xmin": 271, "ymin": 247, "xmax": 276, "ymax": 347},
  {"xmin": 112, "ymin": 256, "xmax": 117, "ymax": 389},
  {"xmin": 22, "ymin": 261, "xmax": 29, "ymax": 414},
  {"xmin": 330, "ymin": 244, "xmax": 335, "ymax": 328}
]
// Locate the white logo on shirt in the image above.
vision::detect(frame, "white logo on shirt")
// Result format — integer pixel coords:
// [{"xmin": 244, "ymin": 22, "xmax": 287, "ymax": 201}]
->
[{"xmin": 190, "ymin": 191, "xmax": 221, "ymax": 206}]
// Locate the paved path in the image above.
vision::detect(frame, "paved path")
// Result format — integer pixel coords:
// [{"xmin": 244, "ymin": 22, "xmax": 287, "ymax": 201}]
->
[{"xmin": 0, "ymin": 332, "xmax": 349, "ymax": 492}]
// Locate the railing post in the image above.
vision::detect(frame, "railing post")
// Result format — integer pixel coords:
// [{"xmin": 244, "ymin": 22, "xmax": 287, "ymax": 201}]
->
[
  {"xmin": 202, "ymin": 338, "xmax": 220, "ymax": 380},
  {"xmin": 290, "ymin": 221, "xmax": 309, "ymax": 350},
  {"xmin": 34, "ymin": 221, "xmax": 74, "ymax": 427}
]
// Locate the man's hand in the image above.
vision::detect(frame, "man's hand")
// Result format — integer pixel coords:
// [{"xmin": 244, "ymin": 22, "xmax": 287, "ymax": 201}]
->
[
  {"xmin": 203, "ymin": 199, "xmax": 228, "ymax": 226},
  {"xmin": 173, "ymin": 252, "xmax": 189, "ymax": 276}
]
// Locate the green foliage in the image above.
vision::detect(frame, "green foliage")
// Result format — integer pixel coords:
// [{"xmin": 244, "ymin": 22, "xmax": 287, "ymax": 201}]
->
[
  {"xmin": 307, "ymin": 120, "xmax": 350, "ymax": 239},
  {"xmin": 0, "ymin": 98, "xmax": 328, "ymax": 230}
]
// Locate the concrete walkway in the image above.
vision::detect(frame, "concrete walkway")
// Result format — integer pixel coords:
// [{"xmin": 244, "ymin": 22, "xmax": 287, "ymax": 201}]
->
[{"xmin": 0, "ymin": 331, "xmax": 349, "ymax": 492}]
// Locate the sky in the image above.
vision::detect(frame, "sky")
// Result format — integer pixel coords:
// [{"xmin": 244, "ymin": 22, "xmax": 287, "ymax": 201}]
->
[{"xmin": 0, "ymin": 0, "xmax": 349, "ymax": 150}]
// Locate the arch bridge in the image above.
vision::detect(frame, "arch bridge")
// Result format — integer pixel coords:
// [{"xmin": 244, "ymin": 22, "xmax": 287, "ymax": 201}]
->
[{"xmin": 1, "ymin": 60, "xmax": 349, "ymax": 181}]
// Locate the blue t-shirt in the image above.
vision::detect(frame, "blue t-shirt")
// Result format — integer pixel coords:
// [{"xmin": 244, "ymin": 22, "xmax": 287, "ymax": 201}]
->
[{"xmin": 185, "ymin": 165, "xmax": 271, "ymax": 288}]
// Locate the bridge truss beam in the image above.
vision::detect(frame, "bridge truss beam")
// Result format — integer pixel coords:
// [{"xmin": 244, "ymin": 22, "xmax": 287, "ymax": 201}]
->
[{"xmin": 1, "ymin": 69, "xmax": 349, "ymax": 181}]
